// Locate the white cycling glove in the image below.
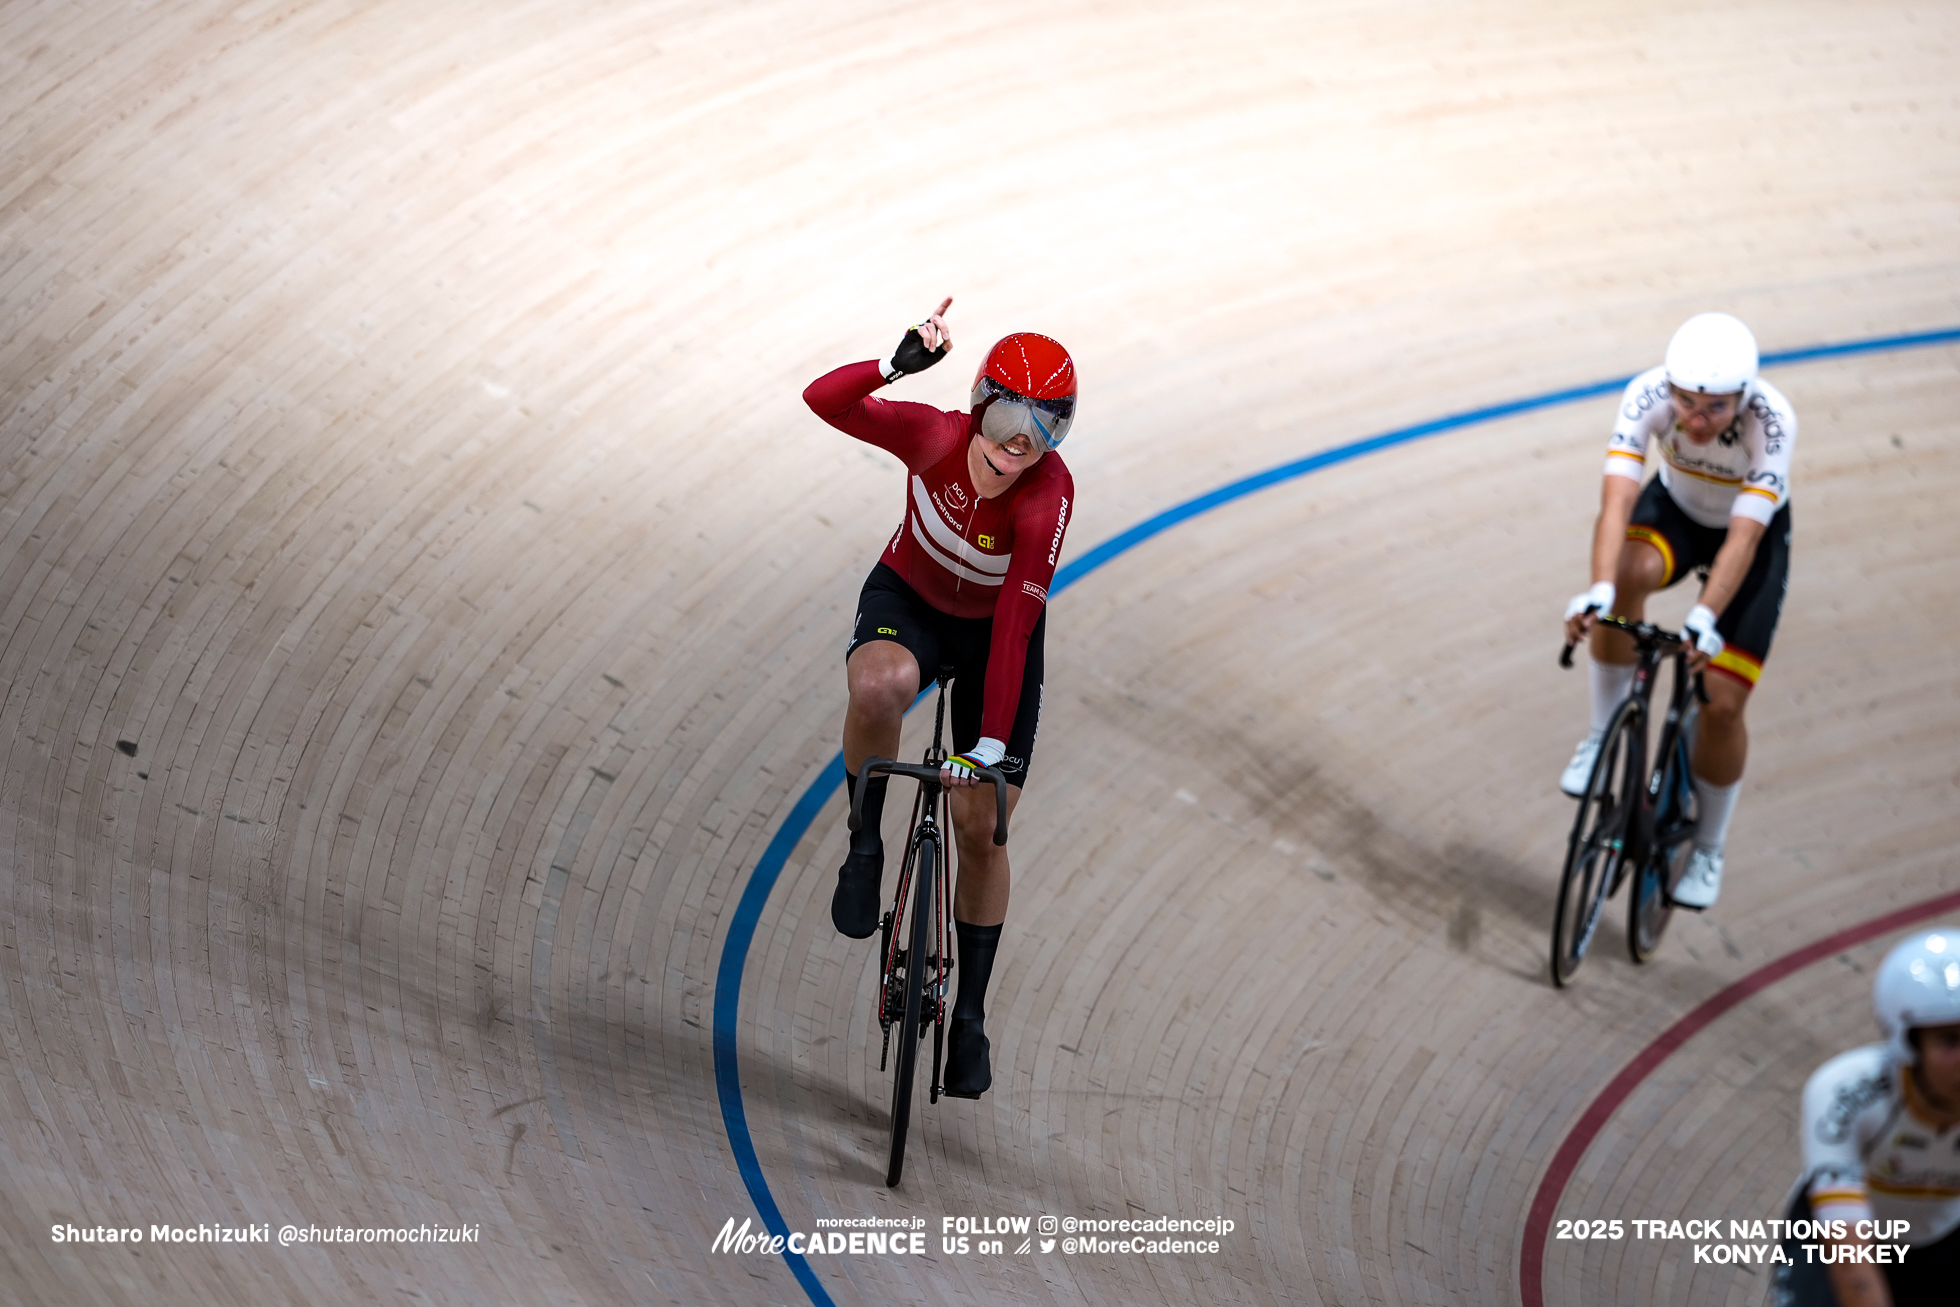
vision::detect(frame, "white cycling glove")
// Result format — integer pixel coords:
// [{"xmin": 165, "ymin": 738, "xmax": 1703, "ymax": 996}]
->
[
  {"xmin": 1682, "ymin": 604, "xmax": 1724, "ymax": 659},
  {"xmin": 943, "ymin": 736, "xmax": 1005, "ymax": 781},
  {"xmin": 1564, "ymin": 581, "xmax": 1616, "ymax": 622}
]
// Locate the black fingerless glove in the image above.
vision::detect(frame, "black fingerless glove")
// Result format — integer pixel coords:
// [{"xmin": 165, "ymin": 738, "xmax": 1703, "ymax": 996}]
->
[{"xmin": 882, "ymin": 327, "xmax": 949, "ymax": 382}]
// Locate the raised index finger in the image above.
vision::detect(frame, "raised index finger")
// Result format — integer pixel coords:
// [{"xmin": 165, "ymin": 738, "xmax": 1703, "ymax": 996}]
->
[{"xmin": 932, "ymin": 296, "xmax": 953, "ymax": 318}]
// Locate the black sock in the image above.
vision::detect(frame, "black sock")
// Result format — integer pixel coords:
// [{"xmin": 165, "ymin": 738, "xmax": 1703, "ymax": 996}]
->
[
  {"xmin": 953, "ymin": 920, "xmax": 1002, "ymax": 1022},
  {"xmin": 848, "ymin": 773, "xmax": 888, "ymax": 855}
]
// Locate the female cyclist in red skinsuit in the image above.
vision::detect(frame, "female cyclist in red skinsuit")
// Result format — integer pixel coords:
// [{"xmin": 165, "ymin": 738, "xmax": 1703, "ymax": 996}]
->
[{"xmin": 803, "ymin": 298, "xmax": 1077, "ymax": 1099}]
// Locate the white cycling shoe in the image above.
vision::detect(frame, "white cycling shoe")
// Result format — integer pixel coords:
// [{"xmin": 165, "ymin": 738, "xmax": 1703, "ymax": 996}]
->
[
  {"xmin": 1560, "ymin": 734, "xmax": 1602, "ymax": 797},
  {"xmin": 1671, "ymin": 847, "xmax": 1724, "ymax": 909}
]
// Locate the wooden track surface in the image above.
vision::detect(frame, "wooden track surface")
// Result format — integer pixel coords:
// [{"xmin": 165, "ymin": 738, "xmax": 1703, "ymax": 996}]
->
[{"xmin": 2, "ymin": 2, "xmax": 1956, "ymax": 1303}]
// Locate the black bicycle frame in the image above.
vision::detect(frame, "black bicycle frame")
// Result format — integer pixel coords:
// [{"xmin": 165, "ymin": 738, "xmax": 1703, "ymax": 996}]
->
[
  {"xmin": 849, "ymin": 676, "xmax": 1009, "ymax": 1098},
  {"xmin": 1565, "ymin": 616, "xmax": 1706, "ymax": 892}
]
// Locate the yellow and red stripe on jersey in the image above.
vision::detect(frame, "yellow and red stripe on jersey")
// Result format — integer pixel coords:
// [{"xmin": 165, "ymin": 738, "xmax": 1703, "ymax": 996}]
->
[
  {"xmin": 1624, "ymin": 525, "xmax": 1677, "ymax": 586},
  {"xmin": 1708, "ymin": 645, "xmax": 1763, "ymax": 687},
  {"xmin": 1809, "ymin": 1186, "xmax": 1870, "ymax": 1206},
  {"xmin": 1739, "ymin": 484, "xmax": 1780, "ymax": 504}
]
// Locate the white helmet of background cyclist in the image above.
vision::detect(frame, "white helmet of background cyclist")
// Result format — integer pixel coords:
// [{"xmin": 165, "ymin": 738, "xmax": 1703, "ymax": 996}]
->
[
  {"xmin": 1664, "ymin": 312, "xmax": 1758, "ymax": 395},
  {"xmin": 1873, "ymin": 927, "xmax": 1960, "ymax": 1065}
]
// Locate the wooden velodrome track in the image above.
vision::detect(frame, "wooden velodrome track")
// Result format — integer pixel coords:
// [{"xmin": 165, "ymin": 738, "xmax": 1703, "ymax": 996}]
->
[{"xmin": 3, "ymin": 1, "xmax": 1956, "ymax": 1303}]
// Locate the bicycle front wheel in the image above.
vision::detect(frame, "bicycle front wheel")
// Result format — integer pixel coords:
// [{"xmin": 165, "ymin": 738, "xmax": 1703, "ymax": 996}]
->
[
  {"xmin": 1629, "ymin": 731, "xmax": 1698, "ymax": 963},
  {"xmin": 885, "ymin": 830, "xmax": 937, "ymax": 1187},
  {"xmin": 1553, "ymin": 699, "xmax": 1642, "ymax": 987}
]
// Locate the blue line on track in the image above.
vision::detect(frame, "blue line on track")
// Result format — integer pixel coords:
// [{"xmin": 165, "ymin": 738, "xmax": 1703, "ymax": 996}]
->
[{"xmin": 710, "ymin": 322, "xmax": 1960, "ymax": 1304}]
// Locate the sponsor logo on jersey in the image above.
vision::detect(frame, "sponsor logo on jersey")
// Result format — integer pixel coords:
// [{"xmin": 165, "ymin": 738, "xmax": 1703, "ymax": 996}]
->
[
  {"xmin": 1662, "ymin": 434, "xmax": 1746, "ymax": 482},
  {"xmin": 946, "ymin": 481, "xmax": 969, "ymax": 511},
  {"xmin": 1748, "ymin": 392, "xmax": 1789, "ymax": 453},
  {"xmin": 910, "ymin": 476, "xmax": 1011, "ymax": 587},
  {"xmin": 977, "ymin": 533, "xmax": 994, "ymax": 549},
  {"xmin": 1022, "ymin": 581, "xmax": 1047, "ymax": 602},
  {"xmin": 1816, "ymin": 1072, "xmax": 1892, "ymax": 1144},
  {"xmin": 1622, "ymin": 379, "xmax": 1669, "ymax": 422},
  {"xmin": 878, "ymin": 626, "xmax": 898, "ymax": 635},
  {"xmin": 1047, "ymin": 497, "xmax": 1069, "ymax": 565}
]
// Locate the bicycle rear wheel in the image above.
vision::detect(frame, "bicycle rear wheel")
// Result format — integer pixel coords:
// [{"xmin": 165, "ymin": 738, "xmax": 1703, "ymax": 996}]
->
[
  {"xmin": 1629, "ymin": 730, "xmax": 1697, "ymax": 963},
  {"xmin": 1552, "ymin": 699, "xmax": 1642, "ymax": 987},
  {"xmin": 884, "ymin": 829, "xmax": 937, "ymax": 1187}
]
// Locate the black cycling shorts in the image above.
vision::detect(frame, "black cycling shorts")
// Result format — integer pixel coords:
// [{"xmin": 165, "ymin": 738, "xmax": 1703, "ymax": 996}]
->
[
  {"xmin": 1625, "ymin": 476, "xmax": 1791, "ymax": 688},
  {"xmin": 845, "ymin": 562, "xmax": 1044, "ymax": 787},
  {"xmin": 1770, "ymin": 1182, "xmax": 1959, "ymax": 1306}
]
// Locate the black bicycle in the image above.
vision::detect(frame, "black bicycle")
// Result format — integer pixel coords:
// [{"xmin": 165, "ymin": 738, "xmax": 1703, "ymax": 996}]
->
[
  {"xmin": 1551, "ymin": 616, "xmax": 1706, "ymax": 987},
  {"xmin": 849, "ymin": 670, "xmax": 1007, "ymax": 1187}
]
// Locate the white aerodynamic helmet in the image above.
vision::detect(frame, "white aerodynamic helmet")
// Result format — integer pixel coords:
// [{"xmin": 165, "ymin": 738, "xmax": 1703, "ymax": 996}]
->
[
  {"xmin": 1873, "ymin": 927, "xmax": 1960, "ymax": 1065},
  {"xmin": 1664, "ymin": 312, "xmax": 1759, "ymax": 395}
]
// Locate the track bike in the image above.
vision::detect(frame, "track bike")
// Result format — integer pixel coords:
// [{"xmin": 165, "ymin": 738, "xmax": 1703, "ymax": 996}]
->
[
  {"xmin": 1551, "ymin": 615, "xmax": 1707, "ymax": 987},
  {"xmin": 849, "ymin": 670, "xmax": 1007, "ymax": 1187}
]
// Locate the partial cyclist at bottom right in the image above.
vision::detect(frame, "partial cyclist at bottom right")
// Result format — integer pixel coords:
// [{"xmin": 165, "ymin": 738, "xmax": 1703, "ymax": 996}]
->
[
  {"xmin": 1772, "ymin": 928, "xmax": 1960, "ymax": 1307},
  {"xmin": 1562, "ymin": 311, "xmax": 1795, "ymax": 912}
]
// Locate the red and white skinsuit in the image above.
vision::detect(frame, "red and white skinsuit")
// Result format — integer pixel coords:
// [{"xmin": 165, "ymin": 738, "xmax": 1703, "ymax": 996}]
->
[{"xmin": 803, "ymin": 360, "xmax": 1073, "ymax": 745}]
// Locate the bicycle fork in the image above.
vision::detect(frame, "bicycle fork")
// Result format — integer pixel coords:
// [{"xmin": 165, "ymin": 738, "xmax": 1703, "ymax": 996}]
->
[
  {"xmin": 876, "ymin": 811, "xmax": 955, "ymax": 1075},
  {"xmin": 927, "ymin": 854, "xmax": 951, "ymax": 1104},
  {"xmin": 877, "ymin": 812, "xmax": 927, "ymax": 1072}
]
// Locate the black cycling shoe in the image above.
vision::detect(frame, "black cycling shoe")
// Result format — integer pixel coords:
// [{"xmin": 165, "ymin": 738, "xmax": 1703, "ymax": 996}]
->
[
  {"xmin": 830, "ymin": 844, "xmax": 883, "ymax": 939},
  {"xmin": 940, "ymin": 1016, "xmax": 991, "ymax": 1098}
]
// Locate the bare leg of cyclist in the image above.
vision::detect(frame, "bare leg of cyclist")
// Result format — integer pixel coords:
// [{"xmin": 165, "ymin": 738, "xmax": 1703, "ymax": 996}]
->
[
  {"xmin": 1589, "ymin": 536, "xmax": 1667, "ymax": 664},
  {"xmin": 943, "ymin": 782, "xmax": 1022, "ymax": 1098},
  {"xmin": 1689, "ymin": 672, "xmax": 1748, "ymax": 841},
  {"xmin": 1674, "ymin": 670, "xmax": 1749, "ymax": 907},
  {"xmin": 843, "ymin": 640, "xmax": 917, "ymax": 772},
  {"xmin": 1691, "ymin": 673, "xmax": 1749, "ymax": 786},
  {"xmin": 833, "ymin": 640, "xmax": 920, "ymax": 938},
  {"xmin": 948, "ymin": 782, "xmax": 1021, "ymax": 926}
]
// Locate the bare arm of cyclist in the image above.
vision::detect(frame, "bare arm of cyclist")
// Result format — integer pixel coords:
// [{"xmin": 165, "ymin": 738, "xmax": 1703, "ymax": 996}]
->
[
  {"xmin": 1566, "ymin": 475, "xmax": 1642, "ymax": 643},
  {"xmin": 1684, "ymin": 516, "xmax": 1767, "ymax": 670},
  {"xmin": 1696, "ymin": 515, "xmax": 1767, "ymax": 617}
]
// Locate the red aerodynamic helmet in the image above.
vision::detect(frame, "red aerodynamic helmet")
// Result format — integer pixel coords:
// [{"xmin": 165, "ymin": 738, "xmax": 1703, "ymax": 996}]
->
[{"xmin": 970, "ymin": 333, "xmax": 1076, "ymax": 454}]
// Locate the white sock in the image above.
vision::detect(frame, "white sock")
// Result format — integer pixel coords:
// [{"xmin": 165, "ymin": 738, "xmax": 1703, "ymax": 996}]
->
[
  {"xmin": 1692, "ymin": 775, "xmax": 1742, "ymax": 852},
  {"xmin": 1589, "ymin": 659, "xmax": 1636, "ymax": 737}
]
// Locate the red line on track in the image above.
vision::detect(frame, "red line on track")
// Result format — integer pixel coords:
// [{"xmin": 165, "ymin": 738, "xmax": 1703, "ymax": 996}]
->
[{"xmin": 1519, "ymin": 888, "xmax": 1960, "ymax": 1307}]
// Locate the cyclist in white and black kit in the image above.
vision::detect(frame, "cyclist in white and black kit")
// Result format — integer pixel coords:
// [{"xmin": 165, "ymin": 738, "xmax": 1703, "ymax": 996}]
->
[
  {"xmin": 1561, "ymin": 313, "xmax": 1796, "ymax": 909},
  {"xmin": 1772, "ymin": 928, "xmax": 1960, "ymax": 1306}
]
